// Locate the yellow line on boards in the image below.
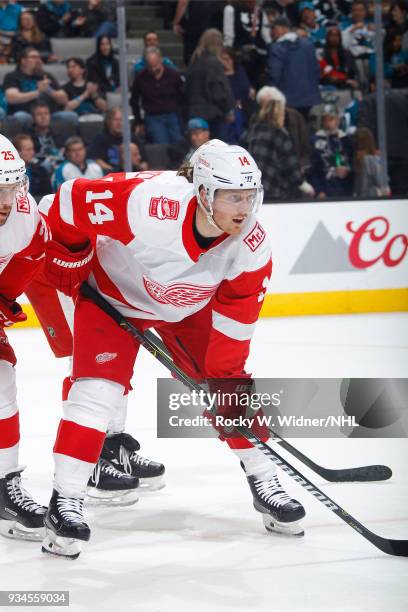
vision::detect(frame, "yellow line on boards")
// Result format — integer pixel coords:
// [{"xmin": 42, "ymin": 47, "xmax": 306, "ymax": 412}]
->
[
  {"xmin": 13, "ymin": 288, "xmax": 408, "ymax": 329},
  {"xmin": 260, "ymin": 288, "xmax": 408, "ymax": 317}
]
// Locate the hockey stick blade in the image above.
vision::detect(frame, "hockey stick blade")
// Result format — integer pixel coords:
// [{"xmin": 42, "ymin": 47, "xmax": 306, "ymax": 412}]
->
[
  {"xmin": 275, "ymin": 437, "xmax": 392, "ymax": 482},
  {"xmin": 318, "ymin": 464, "xmax": 393, "ymax": 482},
  {"xmin": 80, "ymin": 282, "xmax": 408, "ymax": 557}
]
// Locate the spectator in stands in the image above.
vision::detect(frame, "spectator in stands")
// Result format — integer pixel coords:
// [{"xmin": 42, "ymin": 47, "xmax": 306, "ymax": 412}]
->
[
  {"xmin": 118, "ymin": 142, "xmax": 149, "ymax": 172},
  {"xmin": 134, "ymin": 30, "xmax": 177, "ymax": 74},
  {"xmin": 13, "ymin": 133, "xmax": 52, "ymax": 199},
  {"xmin": 166, "ymin": 117, "xmax": 210, "ymax": 169},
  {"xmin": 268, "ymin": 17, "xmax": 321, "ymax": 119},
  {"xmin": 300, "ymin": 0, "xmax": 342, "ymax": 27},
  {"xmin": 223, "ymin": 0, "xmax": 271, "ymax": 88},
  {"xmin": 63, "ymin": 57, "xmax": 107, "ymax": 116},
  {"xmin": 353, "ymin": 127, "xmax": 389, "ymax": 197},
  {"xmin": 86, "ymin": 35, "xmax": 120, "ymax": 94},
  {"xmin": 220, "ymin": 46, "xmax": 255, "ymax": 143},
  {"xmin": 11, "ymin": 11, "xmax": 56, "ymax": 64},
  {"xmin": 309, "ymin": 104, "xmax": 354, "ymax": 198},
  {"xmin": 29, "ymin": 101, "xmax": 64, "ymax": 173},
  {"xmin": 245, "ymin": 95, "xmax": 314, "ymax": 201},
  {"xmin": 186, "ymin": 28, "xmax": 235, "ymax": 140},
  {"xmin": 358, "ymin": 87, "xmax": 408, "ymax": 195},
  {"xmin": 131, "ymin": 47, "xmax": 184, "ymax": 145},
  {"xmin": 53, "ymin": 135, "xmax": 103, "ymax": 188},
  {"xmin": 264, "ymin": 1, "xmax": 299, "ymax": 27},
  {"xmin": 172, "ymin": 0, "xmax": 224, "ymax": 66},
  {"xmin": 71, "ymin": 0, "xmax": 116, "ymax": 38},
  {"xmin": 0, "ymin": 0, "xmax": 22, "ymax": 62},
  {"xmin": 297, "ymin": 2, "xmax": 326, "ymax": 48},
  {"xmin": 341, "ymin": 0, "xmax": 375, "ymax": 88},
  {"xmin": 253, "ymin": 85, "xmax": 311, "ymax": 172},
  {"xmin": 0, "ymin": 0, "xmax": 23, "ymax": 45},
  {"xmin": 3, "ymin": 47, "xmax": 72, "ymax": 129},
  {"xmin": 37, "ymin": 0, "xmax": 76, "ymax": 38},
  {"xmin": 387, "ymin": 0, "xmax": 408, "ymax": 49},
  {"xmin": 187, "ymin": 117, "xmax": 210, "ymax": 153},
  {"xmin": 319, "ymin": 23, "xmax": 358, "ymax": 89},
  {"xmin": 87, "ymin": 106, "xmax": 125, "ymax": 173},
  {"xmin": 382, "ymin": 30, "xmax": 408, "ymax": 87}
]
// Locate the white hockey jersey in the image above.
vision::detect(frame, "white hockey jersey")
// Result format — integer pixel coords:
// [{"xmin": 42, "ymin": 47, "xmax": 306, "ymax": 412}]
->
[
  {"xmin": 0, "ymin": 191, "xmax": 46, "ymax": 299},
  {"xmin": 40, "ymin": 171, "xmax": 272, "ymax": 375}
]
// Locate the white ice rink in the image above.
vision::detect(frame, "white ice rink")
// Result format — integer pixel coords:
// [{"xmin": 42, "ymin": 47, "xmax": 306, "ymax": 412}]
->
[{"xmin": 2, "ymin": 313, "xmax": 408, "ymax": 612}]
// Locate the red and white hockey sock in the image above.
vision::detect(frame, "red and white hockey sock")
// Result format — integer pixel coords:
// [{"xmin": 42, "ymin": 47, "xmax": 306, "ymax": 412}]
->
[
  {"xmin": 54, "ymin": 378, "xmax": 125, "ymax": 497},
  {"xmin": 232, "ymin": 446, "xmax": 276, "ymax": 481},
  {"xmin": 106, "ymin": 390, "xmax": 128, "ymax": 436},
  {"xmin": 0, "ymin": 361, "xmax": 20, "ymax": 478}
]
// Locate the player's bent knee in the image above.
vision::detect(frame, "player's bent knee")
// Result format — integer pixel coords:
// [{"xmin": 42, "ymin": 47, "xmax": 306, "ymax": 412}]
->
[{"xmin": 63, "ymin": 378, "xmax": 126, "ymax": 432}]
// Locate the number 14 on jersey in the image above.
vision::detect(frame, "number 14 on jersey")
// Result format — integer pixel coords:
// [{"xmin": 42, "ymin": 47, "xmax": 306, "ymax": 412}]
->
[{"xmin": 86, "ymin": 190, "xmax": 114, "ymax": 225}]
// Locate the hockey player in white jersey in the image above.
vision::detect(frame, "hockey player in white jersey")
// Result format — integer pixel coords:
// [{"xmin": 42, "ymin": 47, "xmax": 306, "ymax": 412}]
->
[
  {"xmin": 0, "ymin": 134, "xmax": 48, "ymax": 541},
  {"xmin": 39, "ymin": 140, "xmax": 305, "ymax": 559}
]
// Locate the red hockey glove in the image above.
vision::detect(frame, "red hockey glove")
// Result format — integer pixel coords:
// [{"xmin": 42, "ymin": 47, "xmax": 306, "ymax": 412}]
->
[
  {"xmin": 44, "ymin": 240, "xmax": 94, "ymax": 297},
  {"xmin": 0, "ymin": 295, "xmax": 27, "ymax": 328},
  {"xmin": 204, "ymin": 378, "xmax": 268, "ymax": 440}
]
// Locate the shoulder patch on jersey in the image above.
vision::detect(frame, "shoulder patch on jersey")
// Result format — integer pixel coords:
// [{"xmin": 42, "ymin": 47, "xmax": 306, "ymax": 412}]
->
[
  {"xmin": 16, "ymin": 192, "xmax": 30, "ymax": 214},
  {"xmin": 244, "ymin": 221, "xmax": 266, "ymax": 252},
  {"xmin": 149, "ymin": 196, "xmax": 179, "ymax": 220}
]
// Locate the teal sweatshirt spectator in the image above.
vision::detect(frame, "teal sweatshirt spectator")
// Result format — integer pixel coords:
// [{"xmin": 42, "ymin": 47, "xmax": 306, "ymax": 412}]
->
[{"xmin": 0, "ymin": 1, "xmax": 22, "ymax": 33}]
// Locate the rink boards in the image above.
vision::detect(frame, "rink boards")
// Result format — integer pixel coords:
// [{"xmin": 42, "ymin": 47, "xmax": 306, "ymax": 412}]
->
[{"xmin": 19, "ymin": 198, "xmax": 408, "ymax": 325}]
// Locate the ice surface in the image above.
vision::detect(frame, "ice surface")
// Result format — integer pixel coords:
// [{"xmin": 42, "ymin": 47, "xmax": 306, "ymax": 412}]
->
[{"xmin": 2, "ymin": 313, "xmax": 407, "ymax": 611}]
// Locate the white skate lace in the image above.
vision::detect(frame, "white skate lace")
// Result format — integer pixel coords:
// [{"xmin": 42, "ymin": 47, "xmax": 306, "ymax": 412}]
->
[
  {"xmin": 7, "ymin": 476, "xmax": 44, "ymax": 514},
  {"xmin": 119, "ymin": 446, "xmax": 132, "ymax": 475},
  {"xmin": 91, "ymin": 461, "xmax": 126, "ymax": 485},
  {"xmin": 129, "ymin": 452, "xmax": 151, "ymax": 467},
  {"xmin": 57, "ymin": 497, "xmax": 85, "ymax": 524},
  {"xmin": 254, "ymin": 475, "xmax": 293, "ymax": 508}
]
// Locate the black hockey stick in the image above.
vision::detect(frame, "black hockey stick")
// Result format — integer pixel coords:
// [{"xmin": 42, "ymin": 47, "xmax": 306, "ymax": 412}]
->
[
  {"xmin": 80, "ymin": 282, "xmax": 408, "ymax": 557},
  {"xmin": 132, "ymin": 327, "xmax": 391, "ymax": 482},
  {"xmin": 81, "ymin": 288, "xmax": 390, "ymax": 484}
]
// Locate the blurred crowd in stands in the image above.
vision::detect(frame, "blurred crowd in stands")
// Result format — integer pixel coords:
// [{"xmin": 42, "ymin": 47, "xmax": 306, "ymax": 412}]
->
[{"xmin": 0, "ymin": 0, "xmax": 407, "ymax": 201}]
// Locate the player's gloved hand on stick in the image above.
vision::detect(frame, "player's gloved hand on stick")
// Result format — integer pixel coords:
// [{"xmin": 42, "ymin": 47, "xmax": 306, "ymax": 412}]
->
[
  {"xmin": 0, "ymin": 295, "xmax": 27, "ymax": 328},
  {"xmin": 44, "ymin": 240, "xmax": 94, "ymax": 296},
  {"xmin": 204, "ymin": 378, "xmax": 269, "ymax": 440}
]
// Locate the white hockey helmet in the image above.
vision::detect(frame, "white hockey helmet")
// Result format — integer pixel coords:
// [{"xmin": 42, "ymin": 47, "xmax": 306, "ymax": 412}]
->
[
  {"xmin": 189, "ymin": 138, "xmax": 229, "ymax": 166},
  {"xmin": 192, "ymin": 142, "xmax": 263, "ymax": 228},
  {"xmin": 0, "ymin": 134, "xmax": 26, "ymax": 186}
]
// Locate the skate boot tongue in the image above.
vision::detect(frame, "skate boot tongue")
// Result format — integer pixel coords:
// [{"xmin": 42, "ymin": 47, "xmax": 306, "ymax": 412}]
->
[{"xmin": 105, "ymin": 433, "xmax": 140, "ymax": 453}]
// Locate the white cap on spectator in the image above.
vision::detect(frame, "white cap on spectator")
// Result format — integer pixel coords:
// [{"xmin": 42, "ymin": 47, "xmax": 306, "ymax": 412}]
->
[{"xmin": 256, "ymin": 86, "xmax": 286, "ymax": 106}]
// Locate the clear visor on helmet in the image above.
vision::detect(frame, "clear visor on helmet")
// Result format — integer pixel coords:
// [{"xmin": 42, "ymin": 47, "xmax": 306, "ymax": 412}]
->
[
  {"xmin": 0, "ymin": 176, "xmax": 28, "ymax": 205},
  {"xmin": 212, "ymin": 186, "xmax": 263, "ymax": 215}
]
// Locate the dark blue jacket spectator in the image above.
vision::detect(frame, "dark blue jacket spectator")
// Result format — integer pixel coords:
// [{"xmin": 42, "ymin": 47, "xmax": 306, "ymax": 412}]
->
[
  {"xmin": 37, "ymin": 1, "xmax": 75, "ymax": 38},
  {"xmin": 268, "ymin": 19, "xmax": 321, "ymax": 113},
  {"xmin": 308, "ymin": 108, "xmax": 354, "ymax": 197}
]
